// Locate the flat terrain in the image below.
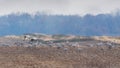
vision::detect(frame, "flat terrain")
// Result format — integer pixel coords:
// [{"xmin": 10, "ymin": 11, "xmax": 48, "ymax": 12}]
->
[
  {"xmin": 0, "ymin": 34, "xmax": 120, "ymax": 68},
  {"xmin": 0, "ymin": 46, "xmax": 120, "ymax": 68}
]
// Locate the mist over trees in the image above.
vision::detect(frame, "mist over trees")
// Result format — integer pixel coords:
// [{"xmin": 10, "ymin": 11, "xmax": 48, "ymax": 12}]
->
[{"xmin": 0, "ymin": 12, "xmax": 120, "ymax": 36}]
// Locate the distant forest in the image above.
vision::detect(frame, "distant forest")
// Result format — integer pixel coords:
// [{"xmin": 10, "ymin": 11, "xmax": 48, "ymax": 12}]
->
[{"xmin": 0, "ymin": 12, "xmax": 120, "ymax": 36}]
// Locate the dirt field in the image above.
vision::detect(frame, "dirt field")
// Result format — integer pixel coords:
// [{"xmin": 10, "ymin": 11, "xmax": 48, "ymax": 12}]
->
[{"xmin": 0, "ymin": 46, "xmax": 120, "ymax": 68}]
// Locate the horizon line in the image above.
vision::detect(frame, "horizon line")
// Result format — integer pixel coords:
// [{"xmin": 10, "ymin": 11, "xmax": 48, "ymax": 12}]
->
[{"xmin": 0, "ymin": 10, "xmax": 120, "ymax": 17}]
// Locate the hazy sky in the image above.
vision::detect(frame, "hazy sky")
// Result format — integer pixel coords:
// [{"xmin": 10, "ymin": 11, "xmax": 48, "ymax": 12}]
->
[{"xmin": 0, "ymin": 0, "xmax": 120, "ymax": 16}]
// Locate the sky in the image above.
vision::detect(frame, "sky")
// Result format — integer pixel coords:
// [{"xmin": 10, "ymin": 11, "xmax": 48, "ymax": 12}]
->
[{"xmin": 0, "ymin": 0, "xmax": 120, "ymax": 16}]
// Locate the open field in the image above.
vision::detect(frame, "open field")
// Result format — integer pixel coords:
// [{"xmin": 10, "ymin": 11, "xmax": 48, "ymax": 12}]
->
[
  {"xmin": 0, "ymin": 34, "xmax": 120, "ymax": 68},
  {"xmin": 0, "ymin": 46, "xmax": 120, "ymax": 68}
]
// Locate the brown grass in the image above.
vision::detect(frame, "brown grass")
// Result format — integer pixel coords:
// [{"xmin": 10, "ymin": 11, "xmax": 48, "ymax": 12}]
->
[{"xmin": 0, "ymin": 46, "xmax": 120, "ymax": 68}]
